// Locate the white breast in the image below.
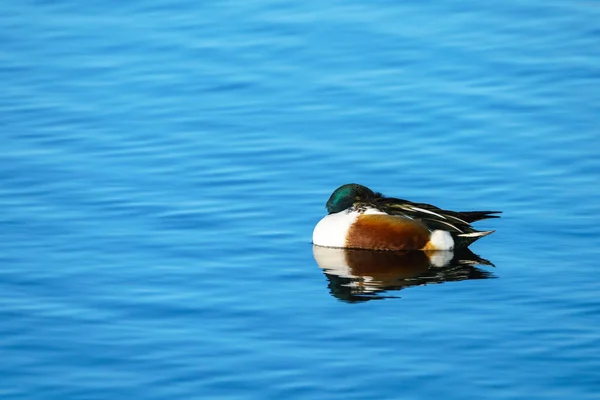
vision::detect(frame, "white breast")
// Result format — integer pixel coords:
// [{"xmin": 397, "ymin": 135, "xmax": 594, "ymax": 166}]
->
[{"xmin": 312, "ymin": 210, "xmax": 358, "ymax": 248}]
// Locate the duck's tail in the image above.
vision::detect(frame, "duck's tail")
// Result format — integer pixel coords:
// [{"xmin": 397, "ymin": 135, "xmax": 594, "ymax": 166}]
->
[
  {"xmin": 453, "ymin": 230, "xmax": 496, "ymax": 248},
  {"xmin": 457, "ymin": 211, "xmax": 502, "ymax": 223}
]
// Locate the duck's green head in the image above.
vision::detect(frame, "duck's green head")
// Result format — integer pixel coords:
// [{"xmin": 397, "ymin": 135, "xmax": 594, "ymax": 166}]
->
[{"xmin": 326, "ymin": 183, "xmax": 376, "ymax": 214}]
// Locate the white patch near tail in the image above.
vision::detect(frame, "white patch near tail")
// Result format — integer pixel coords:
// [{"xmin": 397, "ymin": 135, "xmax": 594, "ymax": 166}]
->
[
  {"xmin": 312, "ymin": 210, "xmax": 359, "ymax": 248},
  {"xmin": 429, "ymin": 230, "xmax": 454, "ymax": 250}
]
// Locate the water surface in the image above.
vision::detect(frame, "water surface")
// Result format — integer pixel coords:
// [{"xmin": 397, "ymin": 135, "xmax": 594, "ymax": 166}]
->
[{"xmin": 2, "ymin": 1, "xmax": 600, "ymax": 399}]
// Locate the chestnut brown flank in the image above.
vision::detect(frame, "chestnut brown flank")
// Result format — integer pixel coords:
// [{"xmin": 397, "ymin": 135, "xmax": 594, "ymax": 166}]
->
[{"xmin": 346, "ymin": 214, "xmax": 431, "ymax": 250}]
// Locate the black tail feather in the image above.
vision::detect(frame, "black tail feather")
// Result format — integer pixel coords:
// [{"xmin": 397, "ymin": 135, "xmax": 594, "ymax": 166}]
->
[
  {"xmin": 457, "ymin": 211, "xmax": 502, "ymax": 223},
  {"xmin": 453, "ymin": 230, "xmax": 495, "ymax": 248}
]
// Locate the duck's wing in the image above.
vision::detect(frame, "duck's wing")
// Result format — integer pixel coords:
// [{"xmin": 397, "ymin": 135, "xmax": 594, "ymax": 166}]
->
[{"xmin": 372, "ymin": 197, "xmax": 500, "ymax": 234}]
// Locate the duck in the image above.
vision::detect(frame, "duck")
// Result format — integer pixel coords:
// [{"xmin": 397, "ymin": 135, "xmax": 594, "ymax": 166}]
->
[{"xmin": 312, "ymin": 183, "xmax": 500, "ymax": 251}]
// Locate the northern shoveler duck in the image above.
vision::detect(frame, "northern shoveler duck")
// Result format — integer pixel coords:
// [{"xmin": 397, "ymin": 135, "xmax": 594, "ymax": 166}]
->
[{"xmin": 313, "ymin": 183, "xmax": 500, "ymax": 251}]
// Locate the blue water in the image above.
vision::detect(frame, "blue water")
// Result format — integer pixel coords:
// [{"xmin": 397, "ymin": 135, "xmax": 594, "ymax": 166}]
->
[{"xmin": 2, "ymin": 1, "xmax": 600, "ymax": 399}]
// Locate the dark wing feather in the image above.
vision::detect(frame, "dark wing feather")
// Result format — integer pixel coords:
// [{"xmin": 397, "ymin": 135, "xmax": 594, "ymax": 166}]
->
[
  {"xmin": 456, "ymin": 211, "xmax": 502, "ymax": 223},
  {"xmin": 372, "ymin": 196, "xmax": 501, "ymax": 234}
]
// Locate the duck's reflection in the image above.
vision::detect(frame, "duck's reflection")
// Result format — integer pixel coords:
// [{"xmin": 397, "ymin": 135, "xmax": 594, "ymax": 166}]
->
[{"xmin": 313, "ymin": 245, "xmax": 496, "ymax": 302}]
